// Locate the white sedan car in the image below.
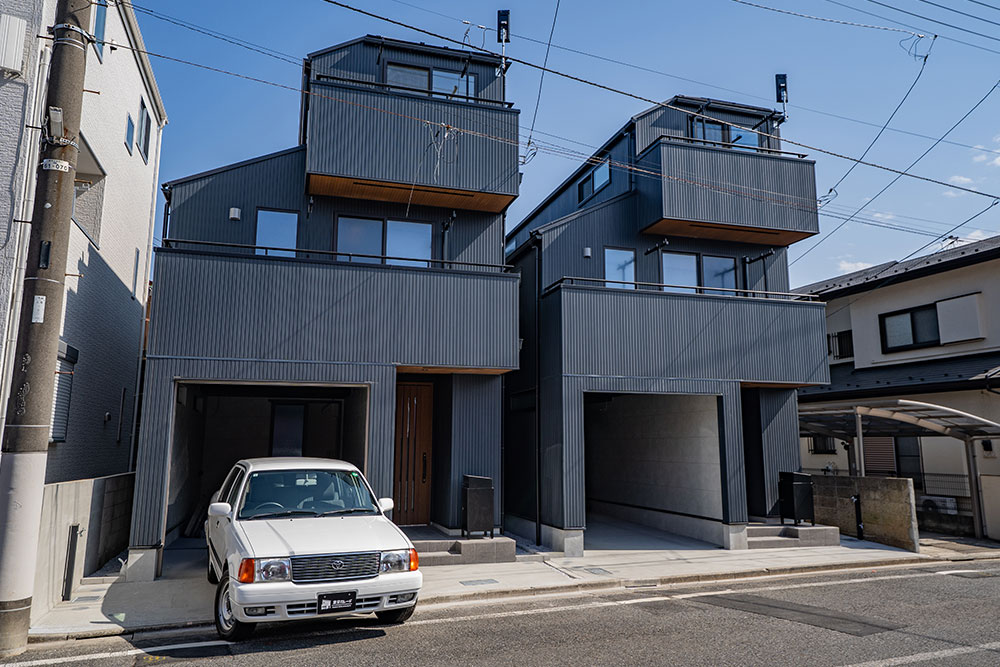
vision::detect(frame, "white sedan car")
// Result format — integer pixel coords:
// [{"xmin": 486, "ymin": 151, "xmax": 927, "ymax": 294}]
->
[{"xmin": 205, "ymin": 457, "xmax": 421, "ymax": 640}]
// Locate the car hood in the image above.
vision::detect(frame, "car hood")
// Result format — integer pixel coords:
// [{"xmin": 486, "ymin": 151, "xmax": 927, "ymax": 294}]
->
[{"xmin": 236, "ymin": 514, "xmax": 411, "ymax": 557}]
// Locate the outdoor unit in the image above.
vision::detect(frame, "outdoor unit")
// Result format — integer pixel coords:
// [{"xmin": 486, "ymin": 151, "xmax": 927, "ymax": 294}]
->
[{"xmin": 0, "ymin": 14, "xmax": 27, "ymax": 76}]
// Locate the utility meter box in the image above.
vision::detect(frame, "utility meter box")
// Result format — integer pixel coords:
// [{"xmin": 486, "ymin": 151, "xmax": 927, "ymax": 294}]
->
[{"xmin": 0, "ymin": 14, "xmax": 27, "ymax": 76}]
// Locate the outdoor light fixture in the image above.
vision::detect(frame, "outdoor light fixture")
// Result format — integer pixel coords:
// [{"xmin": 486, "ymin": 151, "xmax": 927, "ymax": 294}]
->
[
  {"xmin": 583, "ymin": 247, "xmax": 592, "ymax": 259},
  {"xmin": 228, "ymin": 207, "xmax": 241, "ymax": 222}
]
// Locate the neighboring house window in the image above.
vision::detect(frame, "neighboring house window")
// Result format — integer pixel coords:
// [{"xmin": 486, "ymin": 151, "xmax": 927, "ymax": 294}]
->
[
  {"xmin": 880, "ymin": 304, "xmax": 939, "ymax": 353},
  {"xmin": 604, "ymin": 247, "xmax": 635, "ymax": 289},
  {"xmin": 701, "ymin": 255, "xmax": 737, "ymax": 295},
  {"xmin": 661, "ymin": 251, "xmax": 698, "ymax": 293},
  {"xmin": 810, "ymin": 436, "xmax": 837, "ymax": 455},
  {"xmin": 336, "ymin": 216, "xmax": 433, "ymax": 266},
  {"xmin": 255, "ymin": 210, "xmax": 298, "ymax": 257},
  {"xmin": 829, "ymin": 329, "xmax": 854, "ymax": 360},
  {"xmin": 92, "ymin": 0, "xmax": 107, "ymax": 59},
  {"xmin": 895, "ymin": 437, "xmax": 923, "ymax": 490},
  {"xmin": 691, "ymin": 118, "xmax": 725, "ymax": 143},
  {"xmin": 690, "ymin": 117, "xmax": 760, "ymax": 151},
  {"xmin": 50, "ymin": 344, "xmax": 79, "ymax": 443},
  {"xmin": 577, "ymin": 158, "xmax": 610, "ymax": 203},
  {"xmin": 432, "ymin": 69, "xmax": 477, "ymax": 99},
  {"xmin": 136, "ymin": 98, "xmax": 151, "ymax": 160},
  {"xmin": 124, "ymin": 113, "xmax": 134, "ymax": 154},
  {"xmin": 386, "ymin": 63, "xmax": 429, "ymax": 91}
]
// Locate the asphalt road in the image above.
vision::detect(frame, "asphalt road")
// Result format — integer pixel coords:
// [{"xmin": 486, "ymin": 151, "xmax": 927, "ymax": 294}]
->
[{"xmin": 7, "ymin": 560, "xmax": 1000, "ymax": 667}]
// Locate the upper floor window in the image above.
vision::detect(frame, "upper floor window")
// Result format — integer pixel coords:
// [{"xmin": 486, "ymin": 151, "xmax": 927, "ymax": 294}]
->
[
  {"xmin": 432, "ymin": 69, "xmax": 477, "ymax": 100},
  {"xmin": 829, "ymin": 329, "xmax": 854, "ymax": 360},
  {"xmin": 578, "ymin": 159, "xmax": 610, "ymax": 203},
  {"xmin": 661, "ymin": 251, "xmax": 697, "ymax": 293},
  {"xmin": 386, "ymin": 64, "xmax": 428, "ymax": 91},
  {"xmin": 661, "ymin": 250, "xmax": 739, "ymax": 296},
  {"xmin": 604, "ymin": 247, "xmax": 635, "ymax": 289},
  {"xmin": 124, "ymin": 113, "xmax": 134, "ymax": 154},
  {"xmin": 136, "ymin": 99, "xmax": 151, "ymax": 161},
  {"xmin": 386, "ymin": 63, "xmax": 478, "ymax": 101},
  {"xmin": 690, "ymin": 117, "xmax": 761, "ymax": 151},
  {"xmin": 702, "ymin": 255, "xmax": 737, "ymax": 295},
  {"xmin": 336, "ymin": 216, "xmax": 433, "ymax": 267},
  {"xmin": 50, "ymin": 344, "xmax": 78, "ymax": 443},
  {"xmin": 92, "ymin": 0, "xmax": 107, "ymax": 60},
  {"xmin": 880, "ymin": 304, "xmax": 939, "ymax": 353},
  {"xmin": 255, "ymin": 210, "xmax": 298, "ymax": 257}
]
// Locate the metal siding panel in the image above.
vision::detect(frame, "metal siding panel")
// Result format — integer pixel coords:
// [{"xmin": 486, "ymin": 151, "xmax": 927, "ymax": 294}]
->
[
  {"xmin": 556, "ymin": 286, "xmax": 829, "ymax": 385},
  {"xmin": 306, "ymin": 83, "xmax": 518, "ymax": 197},
  {"xmin": 448, "ymin": 375, "xmax": 503, "ymax": 527},
  {"xmin": 758, "ymin": 388, "xmax": 801, "ymax": 514},
  {"xmin": 657, "ymin": 141, "xmax": 819, "ymax": 236},
  {"xmin": 168, "ymin": 148, "xmax": 306, "ymax": 245},
  {"xmin": 148, "ymin": 250, "xmax": 519, "ymax": 370}
]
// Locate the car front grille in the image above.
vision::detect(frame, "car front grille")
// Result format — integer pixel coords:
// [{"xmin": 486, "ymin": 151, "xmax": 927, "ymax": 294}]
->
[
  {"xmin": 286, "ymin": 596, "xmax": 382, "ymax": 616},
  {"xmin": 289, "ymin": 551, "xmax": 380, "ymax": 583}
]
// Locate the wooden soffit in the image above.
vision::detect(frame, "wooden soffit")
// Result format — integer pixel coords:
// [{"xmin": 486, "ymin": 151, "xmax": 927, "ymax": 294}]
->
[
  {"xmin": 307, "ymin": 174, "xmax": 515, "ymax": 214},
  {"xmin": 643, "ymin": 218, "xmax": 815, "ymax": 246}
]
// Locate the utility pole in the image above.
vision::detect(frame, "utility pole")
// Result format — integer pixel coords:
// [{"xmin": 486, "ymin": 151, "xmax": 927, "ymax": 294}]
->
[{"xmin": 0, "ymin": 0, "xmax": 91, "ymax": 656}]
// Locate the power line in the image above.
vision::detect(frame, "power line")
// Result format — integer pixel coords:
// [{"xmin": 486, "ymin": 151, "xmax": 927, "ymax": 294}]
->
[
  {"xmin": 863, "ymin": 0, "xmax": 1000, "ymax": 44},
  {"xmin": 791, "ymin": 77, "xmax": 1000, "ymax": 266},
  {"xmin": 730, "ymin": 0, "xmax": 922, "ymax": 35},
  {"xmin": 320, "ymin": 0, "xmax": 1000, "ymax": 200},
  {"xmin": 821, "ymin": 37, "xmax": 936, "ymax": 205},
  {"xmin": 524, "ymin": 0, "xmax": 561, "ymax": 163},
  {"xmin": 916, "ymin": 0, "xmax": 1000, "ymax": 28},
  {"xmin": 965, "ymin": 1, "xmax": 1000, "ymax": 14}
]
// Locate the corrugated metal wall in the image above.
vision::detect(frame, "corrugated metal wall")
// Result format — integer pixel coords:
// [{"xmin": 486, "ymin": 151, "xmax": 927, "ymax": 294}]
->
[
  {"xmin": 635, "ymin": 106, "xmax": 782, "ymax": 155},
  {"xmin": 758, "ymin": 388, "xmax": 802, "ymax": 514},
  {"xmin": 658, "ymin": 141, "xmax": 818, "ymax": 235},
  {"xmin": 306, "ymin": 83, "xmax": 518, "ymax": 196}
]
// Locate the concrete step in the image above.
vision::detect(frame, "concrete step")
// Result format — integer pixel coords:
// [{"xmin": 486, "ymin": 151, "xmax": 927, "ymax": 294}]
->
[
  {"xmin": 746, "ymin": 525, "xmax": 788, "ymax": 538},
  {"xmin": 418, "ymin": 551, "xmax": 464, "ymax": 566},
  {"xmin": 747, "ymin": 536, "xmax": 801, "ymax": 549},
  {"xmin": 80, "ymin": 575, "xmax": 122, "ymax": 585},
  {"xmin": 410, "ymin": 539, "xmax": 460, "ymax": 554},
  {"xmin": 411, "ymin": 536, "xmax": 518, "ymax": 566},
  {"xmin": 782, "ymin": 525, "xmax": 841, "ymax": 547}
]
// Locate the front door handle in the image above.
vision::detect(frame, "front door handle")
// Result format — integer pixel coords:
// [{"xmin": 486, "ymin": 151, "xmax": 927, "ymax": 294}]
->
[{"xmin": 422, "ymin": 453, "xmax": 427, "ymax": 483}]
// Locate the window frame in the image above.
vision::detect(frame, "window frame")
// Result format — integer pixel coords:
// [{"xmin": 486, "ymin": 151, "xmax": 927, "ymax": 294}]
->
[
  {"xmin": 385, "ymin": 62, "xmax": 431, "ymax": 93},
  {"xmin": 878, "ymin": 304, "xmax": 940, "ymax": 353},
  {"xmin": 809, "ymin": 436, "xmax": 838, "ymax": 455},
  {"xmin": 659, "ymin": 250, "xmax": 699, "ymax": 293},
  {"xmin": 659, "ymin": 249, "xmax": 742, "ymax": 295},
  {"xmin": 430, "ymin": 66, "xmax": 477, "ymax": 101},
  {"xmin": 577, "ymin": 157, "xmax": 611, "ymax": 205},
  {"xmin": 136, "ymin": 98, "xmax": 151, "ymax": 163},
  {"xmin": 829, "ymin": 329, "xmax": 854, "ymax": 360},
  {"xmin": 700, "ymin": 254, "xmax": 739, "ymax": 296},
  {"xmin": 92, "ymin": 0, "xmax": 108, "ymax": 61},
  {"xmin": 254, "ymin": 208, "xmax": 299, "ymax": 257},
  {"xmin": 50, "ymin": 344, "xmax": 79, "ymax": 444},
  {"xmin": 689, "ymin": 116, "xmax": 763, "ymax": 151},
  {"xmin": 603, "ymin": 245, "xmax": 636, "ymax": 289},
  {"xmin": 333, "ymin": 213, "xmax": 437, "ymax": 266},
  {"xmin": 124, "ymin": 113, "xmax": 134, "ymax": 155}
]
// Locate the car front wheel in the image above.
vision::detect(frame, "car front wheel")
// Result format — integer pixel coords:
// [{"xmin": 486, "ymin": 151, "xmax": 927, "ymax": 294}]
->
[
  {"xmin": 375, "ymin": 604, "xmax": 416, "ymax": 624},
  {"xmin": 215, "ymin": 573, "xmax": 255, "ymax": 641}
]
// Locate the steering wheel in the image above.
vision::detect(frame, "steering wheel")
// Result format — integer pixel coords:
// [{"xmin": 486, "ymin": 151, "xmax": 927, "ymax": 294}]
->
[{"xmin": 252, "ymin": 502, "xmax": 283, "ymax": 511}]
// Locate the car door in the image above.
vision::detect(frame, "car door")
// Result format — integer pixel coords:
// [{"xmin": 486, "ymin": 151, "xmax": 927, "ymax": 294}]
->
[{"xmin": 207, "ymin": 466, "xmax": 244, "ymax": 573}]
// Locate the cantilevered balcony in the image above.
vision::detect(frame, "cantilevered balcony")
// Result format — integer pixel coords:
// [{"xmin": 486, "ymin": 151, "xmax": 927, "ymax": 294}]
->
[
  {"xmin": 149, "ymin": 242, "xmax": 519, "ymax": 373},
  {"xmin": 305, "ymin": 81, "xmax": 519, "ymax": 213},
  {"xmin": 635, "ymin": 138, "xmax": 819, "ymax": 246},
  {"xmin": 543, "ymin": 277, "xmax": 829, "ymax": 386}
]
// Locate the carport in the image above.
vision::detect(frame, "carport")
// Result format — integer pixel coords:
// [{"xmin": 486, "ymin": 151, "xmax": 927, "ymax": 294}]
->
[
  {"xmin": 164, "ymin": 382, "xmax": 369, "ymax": 544},
  {"xmin": 799, "ymin": 399, "xmax": 1000, "ymax": 539}
]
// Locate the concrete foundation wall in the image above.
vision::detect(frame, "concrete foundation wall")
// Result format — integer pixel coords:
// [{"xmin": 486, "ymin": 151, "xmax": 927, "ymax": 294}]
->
[
  {"xmin": 31, "ymin": 472, "xmax": 134, "ymax": 622},
  {"xmin": 584, "ymin": 393, "xmax": 723, "ymax": 521},
  {"xmin": 812, "ymin": 475, "xmax": 919, "ymax": 552}
]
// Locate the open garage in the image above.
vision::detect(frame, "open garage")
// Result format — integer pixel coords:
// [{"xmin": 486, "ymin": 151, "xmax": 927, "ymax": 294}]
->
[{"xmin": 164, "ymin": 383, "xmax": 369, "ymax": 543}]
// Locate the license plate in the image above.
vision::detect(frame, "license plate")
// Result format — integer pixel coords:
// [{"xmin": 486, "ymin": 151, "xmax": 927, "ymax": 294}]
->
[{"xmin": 317, "ymin": 591, "xmax": 356, "ymax": 614}]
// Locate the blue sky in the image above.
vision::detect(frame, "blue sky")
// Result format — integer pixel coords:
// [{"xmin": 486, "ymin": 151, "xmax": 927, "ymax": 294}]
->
[{"xmin": 134, "ymin": 0, "xmax": 1000, "ymax": 287}]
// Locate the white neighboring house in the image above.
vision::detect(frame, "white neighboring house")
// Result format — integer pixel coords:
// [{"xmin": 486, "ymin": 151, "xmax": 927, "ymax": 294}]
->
[
  {"xmin": 797, "ymin": 237, "xmax": 1000, "ymax": 540},
  {"xmin": 0, "ymin": 0, "xmax": 166, "ymax": 483}
]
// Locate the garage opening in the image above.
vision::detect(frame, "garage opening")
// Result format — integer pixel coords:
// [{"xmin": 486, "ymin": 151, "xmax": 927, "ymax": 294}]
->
[
  {"xmin": 164, "ymin": 382, "xmax": 369, "ymax": 544},
  {"xmin": 583, "ymin": 392, "xmax": 724, "ymax": 547}
]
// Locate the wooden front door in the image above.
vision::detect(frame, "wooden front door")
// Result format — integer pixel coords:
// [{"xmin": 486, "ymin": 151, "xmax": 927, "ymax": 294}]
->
[{"xmin": 393, "ymin": 383, "xmax": 433, "ymax": 525}]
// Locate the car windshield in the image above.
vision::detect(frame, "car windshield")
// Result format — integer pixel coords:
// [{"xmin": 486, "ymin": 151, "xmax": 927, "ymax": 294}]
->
[{"xmin": 237, "ymin": 469, "xmax": 379, "ymax": 520}]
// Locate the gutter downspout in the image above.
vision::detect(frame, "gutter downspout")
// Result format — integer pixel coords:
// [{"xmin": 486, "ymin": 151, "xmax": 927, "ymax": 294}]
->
[{"xmin": 533, "ymin": 232, "xmax": 542, "ymax": 546}]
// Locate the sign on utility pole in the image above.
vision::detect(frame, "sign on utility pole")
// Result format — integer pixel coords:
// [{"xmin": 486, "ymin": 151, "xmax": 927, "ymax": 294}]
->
[{"xmin": 0, "ymin": 0, "xmax": 92, "ymax": 657}]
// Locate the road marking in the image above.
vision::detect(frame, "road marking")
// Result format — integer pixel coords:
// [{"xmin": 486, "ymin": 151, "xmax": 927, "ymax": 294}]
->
[
  {"xmin": 1, "ymin": 640, "xmax": 231, "ymax": 667},
  {"xmin": 410, "ymin": 595, "xmax": 675, "ymax": 626},
  {"xmin": 840, "ymin": 641, "xmax": 1000, "ymax": 666}
]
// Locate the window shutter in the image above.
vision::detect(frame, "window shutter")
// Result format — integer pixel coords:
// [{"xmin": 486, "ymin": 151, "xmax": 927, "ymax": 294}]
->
[{"xmin": 50, "ymin": 357, "xmax": 74, "ymax": 442}]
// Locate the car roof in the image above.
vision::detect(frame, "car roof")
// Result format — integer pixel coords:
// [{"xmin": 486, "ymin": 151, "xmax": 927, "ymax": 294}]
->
[{"xmin": 237, "ymin": 457, "xmax": 361, "ymax": 473}]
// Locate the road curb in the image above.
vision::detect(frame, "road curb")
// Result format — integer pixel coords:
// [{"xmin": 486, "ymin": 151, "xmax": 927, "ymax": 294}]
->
[{"xmin": 26, "ymin": 553, "xmax": 977, "ymax": 644}]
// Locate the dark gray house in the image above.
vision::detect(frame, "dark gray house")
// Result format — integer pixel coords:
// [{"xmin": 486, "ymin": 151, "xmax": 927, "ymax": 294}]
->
[
  {"xmin": 504, "ymin": 97, "xmax": 829, "ymax": 555},
  {"xmin": 126, "ymin": 36, "xmax": 519, "ymax": 580}
]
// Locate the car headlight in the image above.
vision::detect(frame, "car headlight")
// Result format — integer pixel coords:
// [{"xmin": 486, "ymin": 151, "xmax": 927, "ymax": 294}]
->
[
  {"xmin": 381, "ymin": 549, "xmax": 418, "ymax": 573},
  {"xmin": 255, "ymin": 558, "xmax": 291, "ymax": 582}
]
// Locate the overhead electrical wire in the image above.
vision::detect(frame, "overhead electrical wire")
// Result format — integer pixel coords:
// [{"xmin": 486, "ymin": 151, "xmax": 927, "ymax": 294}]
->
[
  {"xmin": 791, "ymin": 77, "xmax": 1000, "ymax": 266},
  {"xmin": 965, "ymin": 1, "xmax": 1000, "ymax": 14},
  {"xmin": 730, "ymin": 0, "xmax": 922, "ymax": 35},
  {"xmin": 916, "ymin": 0, "xmax": 1000, "ymax": 28},
  {"xmin": 320, "ymin": 0, "xmax": 999, "ymax": 200},
  {"xmin": 523, "ymin": 0, "xmax": 560, "ymax": 164},
  {"xmin": 862, "ymin": 0, "xmax": 1000, "ymax": 44}
]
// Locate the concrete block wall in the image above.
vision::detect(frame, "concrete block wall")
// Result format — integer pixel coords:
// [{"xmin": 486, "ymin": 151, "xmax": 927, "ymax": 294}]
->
[
  {"xmin": 30, "ymin": 472, "xmax": 135, "ymax": 622},
  {"xmin": 812, "ymin": 475, "xmax": 919, "ymax": 552}
]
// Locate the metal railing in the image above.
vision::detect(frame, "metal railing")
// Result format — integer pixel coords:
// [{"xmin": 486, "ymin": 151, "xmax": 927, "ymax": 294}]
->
[
  {"xmin": 662, "ymin": 134, "xmax": 809, "ymax": 159},
  {"xmin": 162, "ymin": 238, "xmax": 515, "ymax": 272},
  {"xmin": 801, "ymin": 468, "xmax": 972, "ymax": 497},
  {"xmin": 313, "ymin": 73, "xmax": 515, "ymax": 109},
  {"xmin": 543, "ymin": 276, "xmax": 817, "ymax": 301}
]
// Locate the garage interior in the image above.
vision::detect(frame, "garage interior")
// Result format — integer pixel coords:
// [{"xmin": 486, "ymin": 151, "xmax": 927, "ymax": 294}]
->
[
  {"xmin": 583, "ymin": 392, "xmax": 725, "ymax": 547},
  {"xmin": 164, "ymin": 382, "xmax": 369, "ymax": 543}
]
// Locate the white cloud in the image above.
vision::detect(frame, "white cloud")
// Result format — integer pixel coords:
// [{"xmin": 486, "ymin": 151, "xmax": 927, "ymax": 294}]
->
[
  {"xmin": 973, "ymin": 154, "xmax": 988, "ymax": 163},
  {"xmin": 949, "ymin": 175, "xmax": 974, "ymax": 185},
  {"xmin": 942, "ymin": 190, "xmax": 963, "ymax": 198},
  {"xmin": 966, "ymin": 229, "xmax": 991, "ymax": 241},
  {"xmin": 994, "ymin": 134, "xmax": 1000, "ymax": 144},
  {"xmin": 872, "ymin": 212, "xmax": 895, "ymax": 220},
  {"xmin": 838, "ymin": 260, "xmax": 874, "ymax": 272},
  {"xmin": 991, "ymin": 156, "xmax": 1000, "ymax": 167}
]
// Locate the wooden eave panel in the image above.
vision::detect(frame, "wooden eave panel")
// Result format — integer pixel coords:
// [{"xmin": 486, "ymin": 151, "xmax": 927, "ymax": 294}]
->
[
  {"xmin": 396, "ymin": 365, "xmax": 511, "ymax": 375},
  {"xmin": 643, "ymin": 218, "xmax": 814, "ymax": 246},
  {"xmin": 308, "ymin": 174, "xmax": 515, "ymax": 213}
]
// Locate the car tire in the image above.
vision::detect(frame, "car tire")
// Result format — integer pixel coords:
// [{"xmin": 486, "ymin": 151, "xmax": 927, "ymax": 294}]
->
[
  {"xmin": 207, "ymin": 557, "xmax": 219, "ymax": 585},
  {"xmin": 375, "ymin": 604, "xmax": 416, "ymax": 624},
  {"xmin": 215, "ymin": 573, "xmax": 255, "ymax": 641}
]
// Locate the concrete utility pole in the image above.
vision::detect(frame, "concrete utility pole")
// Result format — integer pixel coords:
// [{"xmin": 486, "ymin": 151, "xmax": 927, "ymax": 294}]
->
[{"xmin": 0, "ymin": 0, "xmax": 91, "ymax": 656}]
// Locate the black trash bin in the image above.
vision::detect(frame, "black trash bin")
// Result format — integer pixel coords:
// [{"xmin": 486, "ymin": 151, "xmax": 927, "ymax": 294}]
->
[
  {"xmin": 778, "ymin": 471, "xmax": 815, "ymax": 525},
  {"xmin": 461, "ymin": 475, "xmax": 494, "ymax": 538}
]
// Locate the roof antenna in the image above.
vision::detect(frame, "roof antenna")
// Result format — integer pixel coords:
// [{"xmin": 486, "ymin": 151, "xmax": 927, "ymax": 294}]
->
[
  {"xmin": 497, "ymin": 9, "xmax": 511, "ymax": 98},
  {"xmin": 775, "ymin": 73, "xmax": 788, "ymax": 119}
]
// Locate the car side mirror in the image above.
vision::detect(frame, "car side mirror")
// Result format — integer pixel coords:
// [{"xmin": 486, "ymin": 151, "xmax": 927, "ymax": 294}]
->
[
  {"xmin": 208, "ymin": 502, "xmax": 232, "ymax": 517},
  {"xmin": 378, "ymin": 497, "xmax": 394, "ymax": 513}
]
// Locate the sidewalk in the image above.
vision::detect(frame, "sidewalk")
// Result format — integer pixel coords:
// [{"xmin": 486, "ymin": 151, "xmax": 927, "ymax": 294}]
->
[{"xmin": 28, "ymin": 524, "xmax": 988, "ymax": 642}]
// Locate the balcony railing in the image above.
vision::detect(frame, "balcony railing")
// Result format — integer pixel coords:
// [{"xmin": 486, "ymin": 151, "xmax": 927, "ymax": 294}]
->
[{"xmin": 544, "ymin": 276, "xmax": 816, "ymax": 301}]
